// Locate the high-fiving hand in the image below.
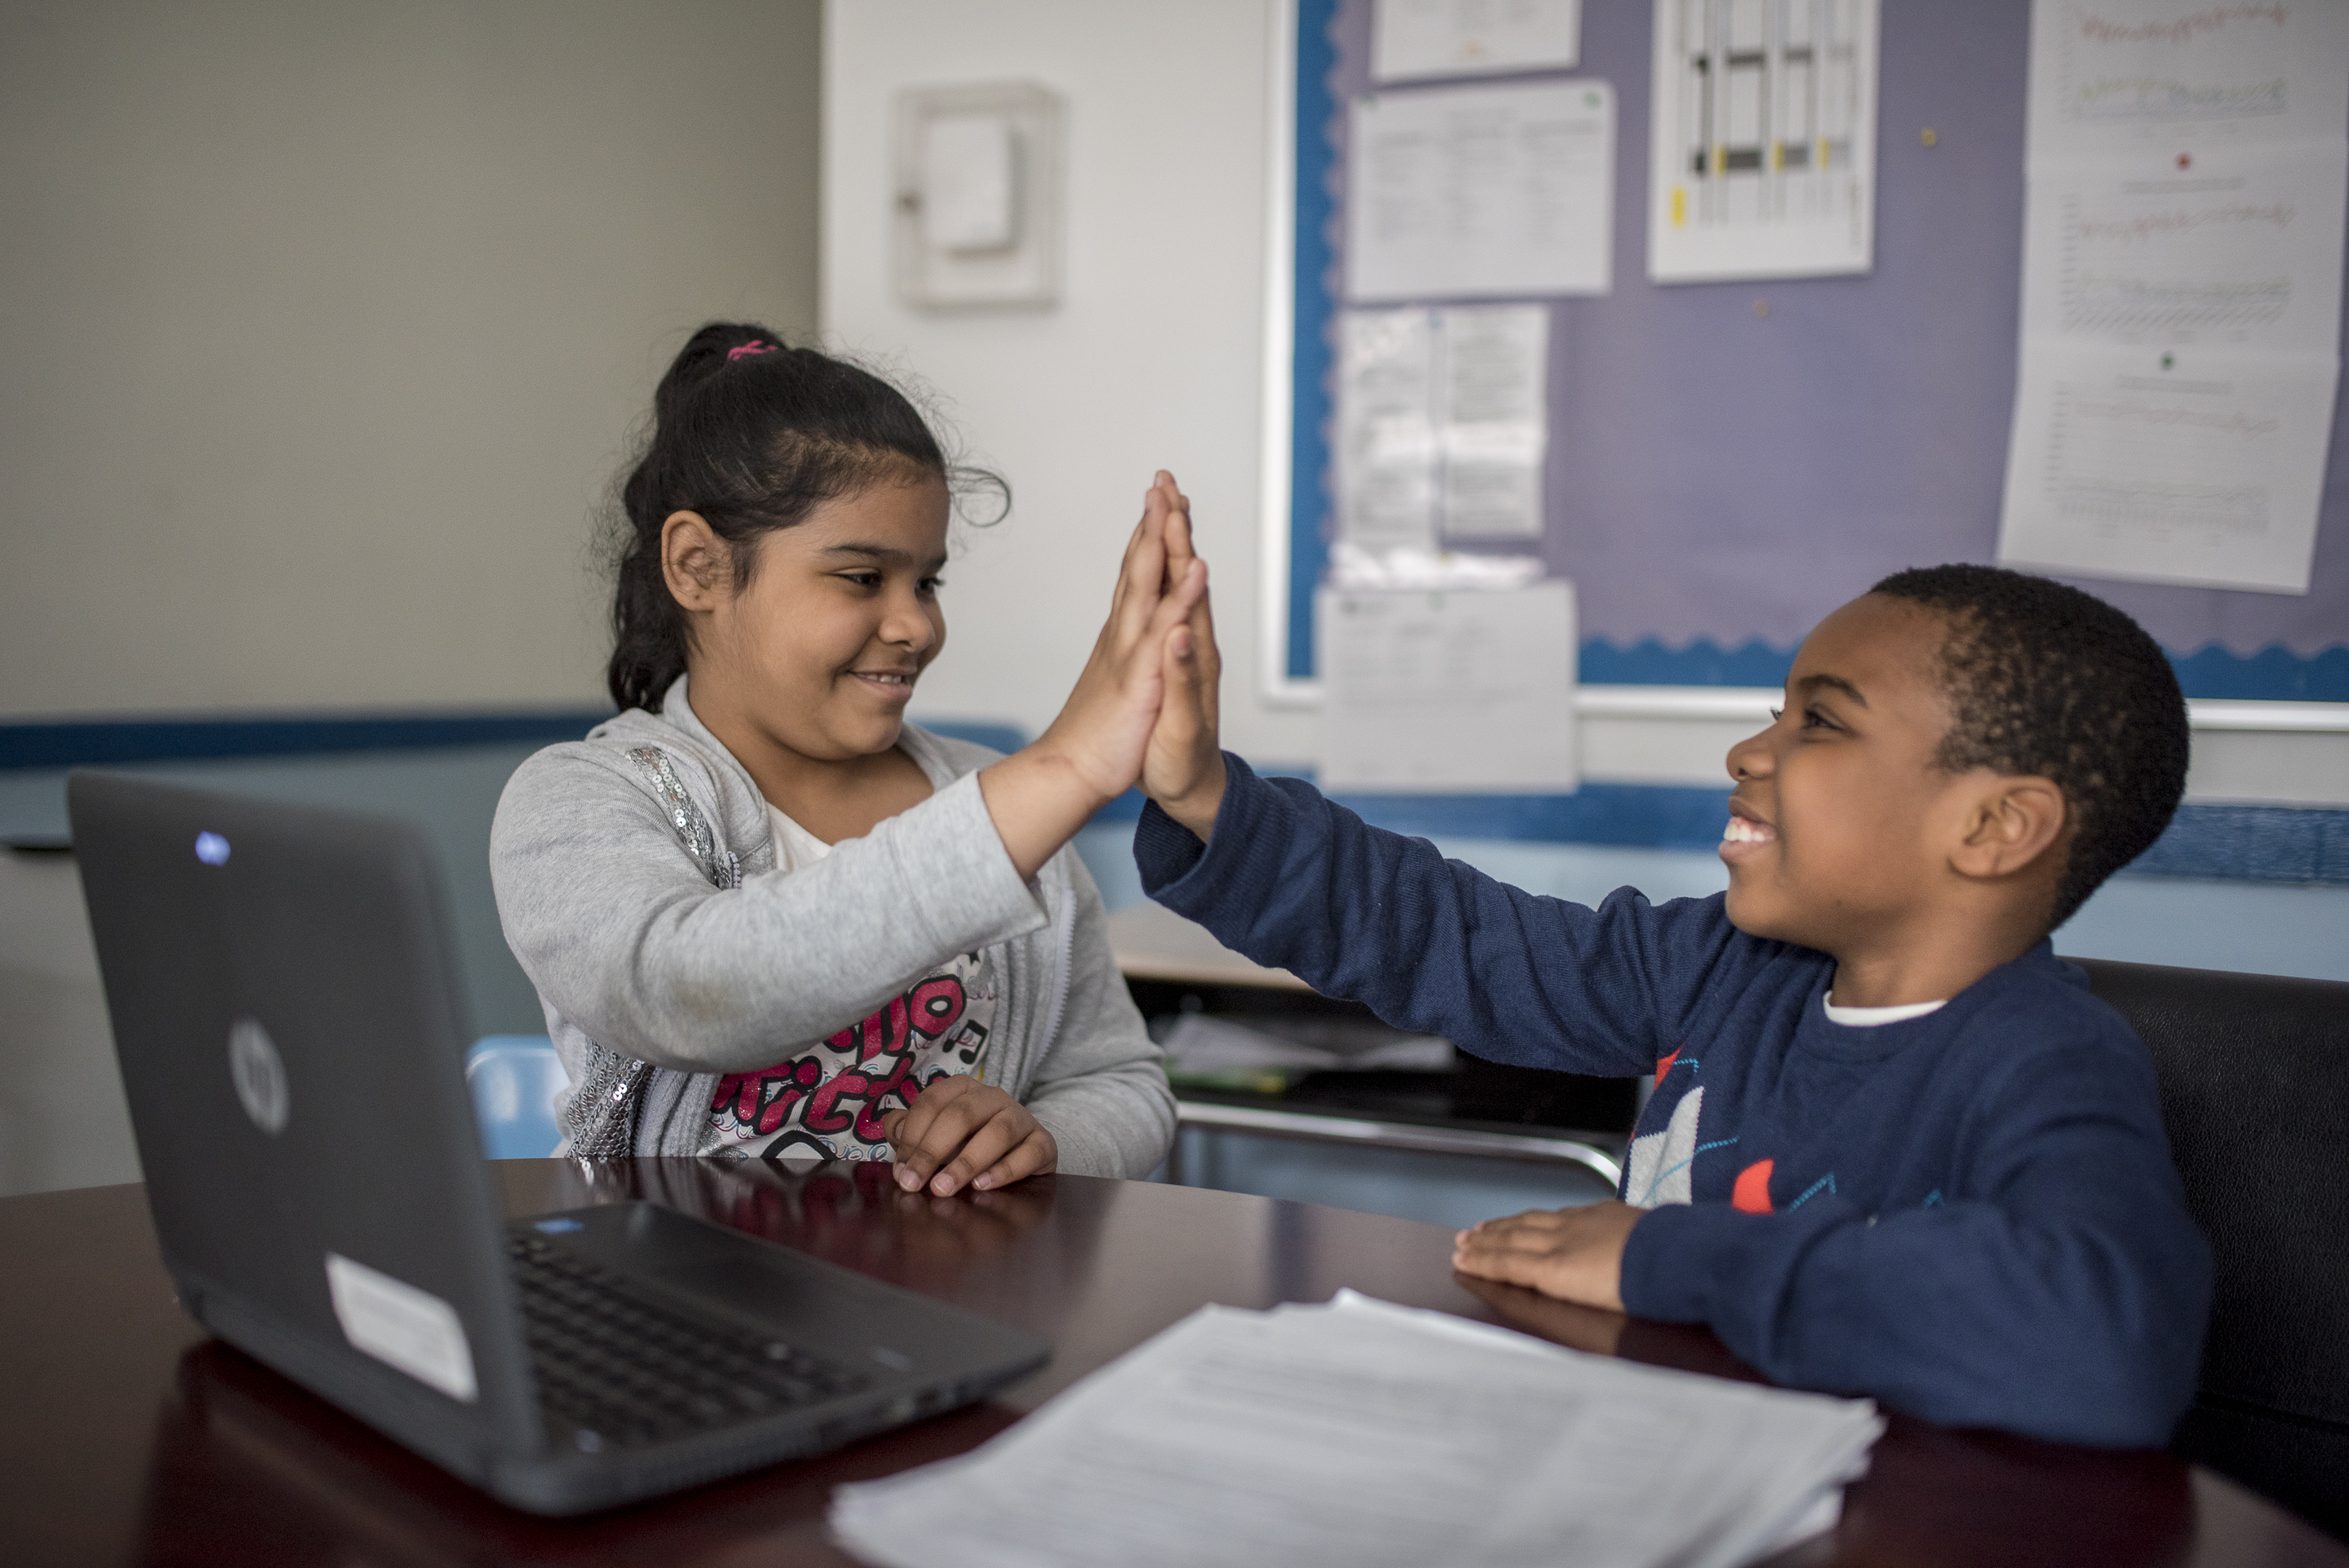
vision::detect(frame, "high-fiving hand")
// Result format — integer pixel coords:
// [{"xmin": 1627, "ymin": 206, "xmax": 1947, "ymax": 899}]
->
[
  {"xmin": 976, "ymin": 471, "xmax": 1209, "ymax": 879},
  {"xmin": 1139, "ymin": 475, "xmax": 1229, "ymax": 841},
  {"xmin": 941, "ymin": 471, "xmax": 1222, "ymax": 1197},
  {"xmin": 1032, "ymin": 472, "xmax": 1208, "ymax": 806}
]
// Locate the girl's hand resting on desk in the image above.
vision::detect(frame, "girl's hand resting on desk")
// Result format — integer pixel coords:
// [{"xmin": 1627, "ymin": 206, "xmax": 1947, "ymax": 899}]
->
[
  {"xmin": 1450, "ymin": 1200, "xmax": 1644, "ymax": 1314},
  {"xmin": 884, "ymin": 1076, "xmax": 1057, "ymax": 1197},
  {"xmin": 1139, "ymin": 475, "xmax": 1228, "ymax": 842}
]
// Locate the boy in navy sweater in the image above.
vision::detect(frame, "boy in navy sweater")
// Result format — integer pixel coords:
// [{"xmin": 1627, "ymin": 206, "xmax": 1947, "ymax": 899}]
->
[{"xmin": 1135, "ymin": 554, "xmax": 2210, "ymax": 1447}]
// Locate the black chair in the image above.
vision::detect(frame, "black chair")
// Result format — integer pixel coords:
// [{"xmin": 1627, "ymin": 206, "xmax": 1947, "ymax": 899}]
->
[{"xmin": 2071, "ymin": 956, "xmax": 2349, "ymax": 1541}]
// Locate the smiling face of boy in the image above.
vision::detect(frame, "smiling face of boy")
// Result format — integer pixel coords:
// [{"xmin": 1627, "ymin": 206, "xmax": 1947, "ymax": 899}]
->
[{"xmin": 1719, "ymin": 593, "xmax": 2052, "ymax": 988}]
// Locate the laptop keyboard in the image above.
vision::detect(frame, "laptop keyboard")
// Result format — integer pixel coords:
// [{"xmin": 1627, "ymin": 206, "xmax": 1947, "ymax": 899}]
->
[{"xmin": 509, "ymin": 1232, "xmax": 871, "ymax": 1450}]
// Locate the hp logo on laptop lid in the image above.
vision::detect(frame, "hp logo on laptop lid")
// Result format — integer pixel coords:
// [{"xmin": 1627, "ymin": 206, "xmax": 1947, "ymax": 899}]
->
[{"xmin": 228, "ymin": 1017, "xmax": 290, "ymax": 1136}]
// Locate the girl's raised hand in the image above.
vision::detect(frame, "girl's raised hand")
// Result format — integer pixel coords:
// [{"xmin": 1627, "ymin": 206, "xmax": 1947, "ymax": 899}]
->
[{"xmin": 975, "ymin": 472, "xmax": 1207, "ymax": 879}]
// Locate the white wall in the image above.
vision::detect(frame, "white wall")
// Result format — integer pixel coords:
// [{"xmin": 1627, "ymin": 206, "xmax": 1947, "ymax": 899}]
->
[
  {"xmin": 0, "ymin": 0, "xmax": 821, "ymax": 719},
  {"xmin": 822, "ymin": 0, "xmax": 1319, "ymax": 766}
]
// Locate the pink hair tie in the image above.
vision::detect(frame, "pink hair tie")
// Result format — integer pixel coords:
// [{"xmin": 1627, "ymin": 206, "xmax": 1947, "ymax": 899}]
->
[{"xmin": 727, "ymin": 340, "xmax": 777, "ymax": 362}]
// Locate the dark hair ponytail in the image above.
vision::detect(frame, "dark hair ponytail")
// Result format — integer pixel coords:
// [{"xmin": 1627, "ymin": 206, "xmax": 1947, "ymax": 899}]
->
[{"xmin": 603, "ymin": 322, "xmax": 1005, "ymax": 712}]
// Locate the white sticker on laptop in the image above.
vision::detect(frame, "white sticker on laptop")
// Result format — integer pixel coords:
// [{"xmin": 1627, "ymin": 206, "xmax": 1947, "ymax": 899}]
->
[{"xmin": 324, "ymin": 1253, "xmax": 478, "ymax": 1403}]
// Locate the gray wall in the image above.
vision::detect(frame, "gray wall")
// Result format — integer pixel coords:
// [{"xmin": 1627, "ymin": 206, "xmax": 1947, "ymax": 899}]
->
[
  {"xmin": 0, "ymin": 0, "xmax": 822, "ymax": 1195},
  {"xmin": 0, "ymin": 0, "xmax": 821, "ymax": 719}
]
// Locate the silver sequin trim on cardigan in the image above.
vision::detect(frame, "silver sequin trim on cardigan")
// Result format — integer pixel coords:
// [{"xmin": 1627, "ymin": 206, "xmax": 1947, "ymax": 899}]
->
[{"xmin": 557, "ymin": 745, "xmax": 740, "ymax": 1158}]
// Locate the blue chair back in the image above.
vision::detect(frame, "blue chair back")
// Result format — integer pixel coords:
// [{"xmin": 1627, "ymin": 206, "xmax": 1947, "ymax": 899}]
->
[{"xmin": 464, "ymin": 1035, "xmax": 567, "ymax": 1159}]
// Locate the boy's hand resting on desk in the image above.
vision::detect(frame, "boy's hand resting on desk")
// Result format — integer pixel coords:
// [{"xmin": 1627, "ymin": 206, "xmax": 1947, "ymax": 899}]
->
[
  {"xmin": 1451, "ymin": 1200, "xmax": 1643, "ymax": 1313},
  {"xmin": 1141, "ymin": 474, "xmax": 1228, "ymax": 842},
  {"xmin": 883, "ymin": 1076, "xmax": 1057, "ymax": 1198}
]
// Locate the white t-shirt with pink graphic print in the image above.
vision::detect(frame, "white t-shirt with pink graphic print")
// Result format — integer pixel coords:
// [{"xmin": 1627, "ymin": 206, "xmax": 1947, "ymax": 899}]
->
[{"xmin": 697, "ymin": 803, "xmax": 1001, "ymax": 1162}]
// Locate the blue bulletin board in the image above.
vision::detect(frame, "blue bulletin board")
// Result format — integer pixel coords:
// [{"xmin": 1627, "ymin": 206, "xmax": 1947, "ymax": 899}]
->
[{"xmin": 1269, "ymin": 0, "xmax": 2349, "ymax": 703}]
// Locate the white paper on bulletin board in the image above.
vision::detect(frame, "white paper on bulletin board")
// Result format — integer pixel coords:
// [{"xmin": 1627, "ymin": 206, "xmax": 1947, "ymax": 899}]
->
[
  {"xmin": 2001, "ymin": 0, "xmax": 2349, "ymax": 597},
  {"xmin": 1647, "ymin": 0, "xmax": 1880, "ymax": 283},
  {"xmin": 1439, "ymin": 303, "xmax": 1550, "ymax": 537},
  {"xmin": 2026, "ymin": 0, "xmax": 2349, "ymax": 162},
  {"xmin": 1337, "ymin": 304, "xmax": 1551, "ymax": 549},
  {"xmin": 1317, "ymin": 580, "xmax": 1578, "ymax": 791},
  {"xmin": 1997, "ymin": 341, "xmax": 2340, "ymax": 594},
  {"xmin": 1348, "ymin": 79, "xmax": 1615, "ymax": 301},
  {"xmin": 1373, "ymin": 0, "xmax": 1582, "ymax": 82},
  {"xmin": 1337, "ymin": 308, "xmax": 1442, "ymax": 551},
  {"xmin": 2019, "ymin": 139, "xmax": 2349, "ymax": 354}
]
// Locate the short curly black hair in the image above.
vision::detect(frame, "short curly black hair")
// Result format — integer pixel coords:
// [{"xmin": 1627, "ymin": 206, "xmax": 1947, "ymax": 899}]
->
[{"xmin": 1870, "ymin": 564, "xmax": 2188, "ymax": 930}]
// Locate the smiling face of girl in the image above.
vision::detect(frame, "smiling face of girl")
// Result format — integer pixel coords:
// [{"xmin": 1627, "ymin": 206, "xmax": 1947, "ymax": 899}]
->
[{"xmin": 668, "ymin": 474, "xmax": 952, "ymax": 784}]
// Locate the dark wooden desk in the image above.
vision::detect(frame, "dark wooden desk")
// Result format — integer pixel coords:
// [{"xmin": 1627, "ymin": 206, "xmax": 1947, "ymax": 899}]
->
[{"xmin": 4, "ymin": 1160, "xmax": 2341, "ymax": 1567}]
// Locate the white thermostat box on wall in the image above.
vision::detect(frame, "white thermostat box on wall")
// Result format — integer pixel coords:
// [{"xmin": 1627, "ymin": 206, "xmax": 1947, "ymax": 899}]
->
[{"xmin": 893, "ymin": 81, "xmax": 1065, "ymax": 309}]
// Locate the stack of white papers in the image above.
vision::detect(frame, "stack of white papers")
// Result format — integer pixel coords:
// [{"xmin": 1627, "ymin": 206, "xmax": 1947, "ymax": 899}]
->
[{"xmin": 832, "ymin": 1291, "xmax": 1882, "ymax": 1568}]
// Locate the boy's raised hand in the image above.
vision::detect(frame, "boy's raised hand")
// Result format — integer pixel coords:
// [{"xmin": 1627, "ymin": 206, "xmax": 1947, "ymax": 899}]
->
[
  {"xmin": 1045, "ymin": 470, "xmax": 1207, "ymax": 796},
  {"xmin": 978, "ymin": 472, "xmax": 1207, "ymax": 879},
  {"xmin": 1142, "ymin": 476, "xmax": 1228, "ymax": 842},
  {"xmin": 1450, "ymin": 1200, "xmax": 1644, "ymax": 1313}
]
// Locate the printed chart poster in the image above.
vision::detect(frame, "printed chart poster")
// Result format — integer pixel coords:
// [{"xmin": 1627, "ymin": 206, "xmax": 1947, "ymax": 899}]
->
[
  {"xmin": 2027, "ymin": 0, "xmax": 2349, "ymax": 159},
  {"xmin": 1647, "ymin": 0, "xmax": 1880, "ymax": 282},
  {"xmin": 2019, "ymin": 139, "xmax": 2347, "ymax": 352}
]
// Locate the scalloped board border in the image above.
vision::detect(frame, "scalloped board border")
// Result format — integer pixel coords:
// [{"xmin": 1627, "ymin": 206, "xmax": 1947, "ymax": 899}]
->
[{"xmin": 1582, "ymin": 640, "xmax": 2349, "ymax": 702}]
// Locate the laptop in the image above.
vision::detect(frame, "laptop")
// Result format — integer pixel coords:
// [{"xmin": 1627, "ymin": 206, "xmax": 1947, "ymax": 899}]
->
[{"xmin": 68, "ymin": 771, "xmax": 1051, "ymax": 1516}]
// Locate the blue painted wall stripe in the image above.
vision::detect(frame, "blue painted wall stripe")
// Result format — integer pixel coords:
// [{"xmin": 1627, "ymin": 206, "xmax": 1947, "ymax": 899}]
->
[
  {"xmin": 9, "ymin": 713, "xmax": 2340, "ymax": 884},
  {"xmin": 1099, "ymin": 774, "xmax": 2347, "ymax": 886},
  {"xmin": 0, "ymin": 712, "xmax": 1041, "ymax": 773},
  {"xmin": 0, "ymin": 710, "xmax": 615, "ymax": 771},
  {"xmin": 1582, "ymin": 639, "xmax": 2349, "ymax": 704}
]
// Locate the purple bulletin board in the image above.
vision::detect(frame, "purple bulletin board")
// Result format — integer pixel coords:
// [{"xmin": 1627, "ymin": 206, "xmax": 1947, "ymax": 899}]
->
[{"xmin": 1279, "ymin": 0, "xmax": 2349, "ymax": 700}]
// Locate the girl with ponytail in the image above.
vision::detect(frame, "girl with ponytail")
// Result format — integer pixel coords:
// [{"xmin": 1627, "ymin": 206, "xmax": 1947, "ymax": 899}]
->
[{"xmin": 492, "ymin": 323, "xmax": 1200, "ymax": 1190}]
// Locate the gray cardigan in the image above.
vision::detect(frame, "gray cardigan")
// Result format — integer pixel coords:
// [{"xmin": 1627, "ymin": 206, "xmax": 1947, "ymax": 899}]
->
[{"xmin": 487, "ymin": 676, "xmax": 1174, "ymax": 1177}]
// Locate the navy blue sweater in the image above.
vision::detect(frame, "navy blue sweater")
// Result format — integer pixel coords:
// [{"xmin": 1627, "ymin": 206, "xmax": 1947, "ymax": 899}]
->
[{"xmin": 1135, "ymin": 758, "xmax": 2211, "ymax": 1447}]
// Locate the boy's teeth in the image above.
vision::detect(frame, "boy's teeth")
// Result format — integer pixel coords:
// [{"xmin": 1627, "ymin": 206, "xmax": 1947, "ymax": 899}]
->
[{"xmin": 1722, "ymin": 816, "xmax": 1773, "ymax": 844}]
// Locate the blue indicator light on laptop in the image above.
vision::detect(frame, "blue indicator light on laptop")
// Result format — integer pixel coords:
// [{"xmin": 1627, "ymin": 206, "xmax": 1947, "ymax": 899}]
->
[
  {"xmin": 194, "ymin": 832, "xmax": 231, "ymax": 866},
  {"xmin": 533, "ymin": 1217, "xmax": 583, "ymax": 1234}
]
